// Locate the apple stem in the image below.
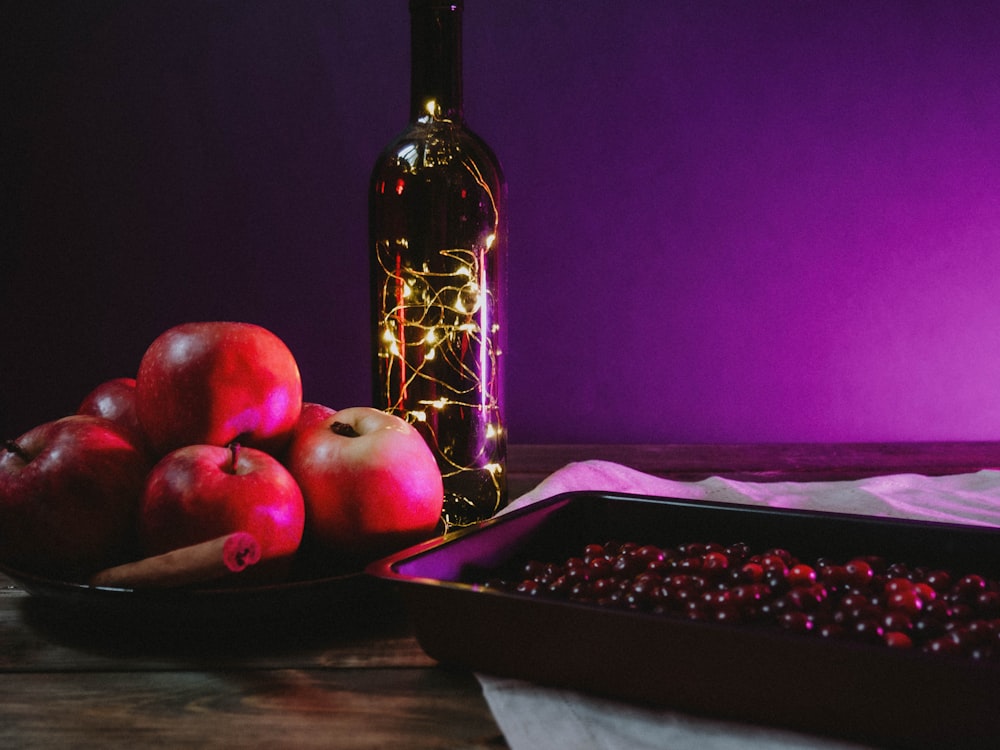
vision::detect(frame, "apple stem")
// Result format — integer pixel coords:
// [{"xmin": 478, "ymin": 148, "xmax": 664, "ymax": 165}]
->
[
  {"xmin": 228, "ymin": 442, "xmax": 241, "ymax": 474},
  {"xmin": 2, "ymin": 439, "xmax": 29, "ymax": 462},
  {"xmin": 330, "ymin": 421, "xmax": 360, "ymax": 438}
]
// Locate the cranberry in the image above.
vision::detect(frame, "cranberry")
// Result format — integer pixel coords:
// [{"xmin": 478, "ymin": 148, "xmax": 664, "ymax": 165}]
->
[
  {"xmin": 760, "ymin": 553, "xmax": 789, "ymax": 574},
  {"xmin": 788, "ymin": 564, "xmax": 817, "ymax": 587},
  {"xmin": 646, "ymin": 559, "xmax": 673, "ymax": 576},
  {"xmin": 629, "ymin": 577, "xmax": 659, "ymax": 601},
  {"xmin": 977, "ymin": 590, "xmax": 1000, "ymax": 616},
  {"xmin": 730, "ymin": 583, "xmax": 767, "ymax": 605},
  {"xmin": 924, "ymin": 599, "xmax": 953, "ymax": 621},
  {"xmin": 725, "ymin": 542, "xmax": 751, "ymax": 562},
  {"xmin": 786, "ymin": 585, "xmax": 824, "ymax": 612},
  {"xmin": 819, "ymin": 564, "xmax": 848, "ymax": 587},
  {"xmin": 677, "ymin": 542, "xmax": 705, "ymax": 557},
  {"xmin": 888, "ymin": 588, "xmax": 923, "ymax": 615},
  {"xmin": 739, "ymin": 562, "xmax": 765, "ymax": 583},
  {"xmin": 635, "ymin": 544, "xmax": 665, "ymax": 565},
  {"xmin": 590, "ymin": 576, "xmax": 619, "ymax": 596},
  {"xmin": 861, "ymin": 555, "xmax": 887, "ymax": 574},
  {"xmin": 612, "ymin": 553, "xmax": 644, "ymax": 578},
  {"xmin": 886, "ymin": 562, "xmax": 911, "ymax": 579},
  {"xmin": 913, "ymin": 615, "xmax": 947, "ymax": 640},
  {"xmin": 971, "ymin": 619, "xmax": 1000, "ymax": 642},
  {"xmin": 766, "ymin": 548, "xmax": 795, "ymax": 565},
  {"xmin": 885, "ymin": 577, "xmax": 913, "ymax": 594},
  {"xmin": 880, "ymin": 610, "xmax": 913, "ymax": 633},
  {"xmin": 516, "ymin": 579, "xmax": 540, "ymax": 596},
  {"xmin": 547, "ymin": 576, "xmax": 571, "ymax": 597},
  {"xmin": 835, "ymin": 592, "xmax": 868, "ymax": 617},
  {"xmin": 924, "ymin": 569, "xmax": 952, "ymax": 593},
  {"xmin": 676, "ymin": 556, "xmax": 703, "ymax": 573},
  {"xmin": 954, "ymin": 574, "xmax": 988, "ymax": 603},
  {"xmin": 909, "ymin": 565, "xmax": 930, "ymax": 583},
  {"xmin": 648, "ymin": 584, "xmax": 673, "ymax": 605},
  {"xmin": 763, "ymin": 569, "xmax": 791, "ymax": 595},
  {"xmin": 851, "ymin": 618, "xmax": 884, "ymax": 644},
  {"xmin": 670, "ymin": 585, "xmax": 699, "ymax": 606},
  {"xmin": 490, "ymin": 537, "xmax": 1000, "ymax": 664},
  {"xmin": 950, "ymin": 602, "xmax": 975, "ymax": 622},
  {"xmin": 587, "ymin": 557, "xmax": 613, "ymax": 580},
  {"xmin": 884, "ymin": 631, "xmax": 913, "ymax": 649},
  {"xmin": 521, "ymin": 560, "xmax": 546, "ymax": 579},
  {"xmin": 572, "ymin": 580, "xmax": 595, "ymax": 599},
  {"xmin": 856, "ymin": 603, "xmax": 887, "ymax": 624},
  {"xmin": 945, "ymin": 627, "xmax": 981, "ymax": 653},
  {"xmin": 844, "ymin": 559, "xmax": 874, "ymax": 587},
  {"xmin": 759, "ymin": 595, "xmax": 791, "ymax": 620},
  {"xmin": 913, "ymin": 582, "xmax": 936, "ymax": 603},
  {"xmin": 701, "ymin": 589, "xmax": 730, "ymax": 609},
  {"xmin": 779, "ymin": 610, "xmax": 813, "ymax": 633},
  {"xmin": 702, "ymin": 551, "xmax": 730, "ymax": 574},
  {"xmin": 563, "ymin": 558, "xmax": 588, "ymax": 582}
]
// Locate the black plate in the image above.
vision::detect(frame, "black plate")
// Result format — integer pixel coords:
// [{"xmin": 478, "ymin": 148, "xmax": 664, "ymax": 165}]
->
[
  {"xmin": 370, "ymin": 490, "xmax": 1000, "ymax": 750},
  {"xmin": 0, "ymin": 552, "xmax": 396, "ymax": 636}
]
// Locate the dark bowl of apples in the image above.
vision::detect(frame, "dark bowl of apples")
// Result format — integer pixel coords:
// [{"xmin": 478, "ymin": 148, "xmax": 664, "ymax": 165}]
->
[
  {"xmin": 0, "ymin": 408, "xmax": 388, "ymax": 636},
  {"xmin": 0, "ymin": 541, "xmax": 397, "ymax": 639},
  {"xmin": 0, "ymin": 321, "xmax": 443, "ymax": 642}
]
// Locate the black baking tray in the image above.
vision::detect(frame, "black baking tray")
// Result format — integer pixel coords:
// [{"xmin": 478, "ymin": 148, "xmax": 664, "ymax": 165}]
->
[{"xmin": 369, "ymin": 490, "xmax": 1000, "ymax": 749}]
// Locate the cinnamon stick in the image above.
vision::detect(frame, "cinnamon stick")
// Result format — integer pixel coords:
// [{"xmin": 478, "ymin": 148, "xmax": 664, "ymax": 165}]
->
[{"xmin": 88, "ymin": 532, "xmax": 261, "ymax": 589}]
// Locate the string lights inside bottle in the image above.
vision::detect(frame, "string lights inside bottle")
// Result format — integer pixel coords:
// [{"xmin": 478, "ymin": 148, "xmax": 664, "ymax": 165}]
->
[
  {"xmin": 370, "ymin": 0, "xmax": 509, "ymax": 529},
  {"xmin": 373, "ymin": 124, "xmax": 506, "ymax": 529}
]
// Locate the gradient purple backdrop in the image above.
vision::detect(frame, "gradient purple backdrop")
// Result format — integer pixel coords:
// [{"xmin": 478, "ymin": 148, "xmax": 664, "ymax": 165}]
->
[{"xmin": 4, "ymin": 1, "xmax": 1000, "ymax": 444}]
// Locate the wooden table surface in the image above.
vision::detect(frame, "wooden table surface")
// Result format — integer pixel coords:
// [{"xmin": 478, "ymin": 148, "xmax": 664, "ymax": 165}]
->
[{"xmin": 3, "ymin": 442, "xmax": 1000, "ymax": 749}]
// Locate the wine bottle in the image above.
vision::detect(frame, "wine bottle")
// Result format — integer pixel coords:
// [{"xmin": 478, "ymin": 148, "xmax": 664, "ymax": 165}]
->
[{"xmin": 369, "ymin": 0, "xmax": 507, "ymax": 529}]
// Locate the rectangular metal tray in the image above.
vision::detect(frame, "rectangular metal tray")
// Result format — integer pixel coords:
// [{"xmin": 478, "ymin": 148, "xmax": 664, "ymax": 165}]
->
[{"xmin": 369, "ymin": 491, "xmax": 1000, "ymax": 749}]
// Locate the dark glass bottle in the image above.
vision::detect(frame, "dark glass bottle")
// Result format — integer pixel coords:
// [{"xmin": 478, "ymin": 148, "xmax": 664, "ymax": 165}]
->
[{"xmin": 369, "ymin": 0, "xmax": 507, "ymax": 529}]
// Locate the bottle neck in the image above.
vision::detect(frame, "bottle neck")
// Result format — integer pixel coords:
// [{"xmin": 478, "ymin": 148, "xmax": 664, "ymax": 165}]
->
[{"xmin": 409, "ymin": 0, "xmax": 464, "ymax": 123}]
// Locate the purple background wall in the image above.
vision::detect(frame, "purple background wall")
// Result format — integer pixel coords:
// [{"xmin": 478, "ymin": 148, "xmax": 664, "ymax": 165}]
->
[{"xmin": 4, "ymin": 1, "xmax": 1000, "ymax": 444}]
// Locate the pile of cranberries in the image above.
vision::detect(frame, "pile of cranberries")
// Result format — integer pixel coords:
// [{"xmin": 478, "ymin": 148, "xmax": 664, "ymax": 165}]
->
[{"xmin": 483, "ymin": 539, "xmax": 1000, "ymax": 660}]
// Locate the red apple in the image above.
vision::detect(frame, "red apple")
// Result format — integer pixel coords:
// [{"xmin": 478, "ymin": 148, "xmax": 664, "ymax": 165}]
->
[
  {"xmin": 294, "ymin": 402, "xmax": 338, "ymax": 433},
  {"xmin": 135, "ymin": 322, "xmax": 303, "ymax": 457},
  {"xmin": 77, "ymin": 377, "xmax": 150, "ymax": 453},
  {"xmin": 286, "ymin": 407, "xmax": 444, "ymax": 561},
  {"xmin": 277, "ymin": 402, "xmax": 337, "ymax": 465},
  {"xmin": 0, "ymin": 415, "xmax": 150, "ymax": 579},
  {"xmin": 138, "ymin": 443, "xmax": 305, "ymax": 582}
]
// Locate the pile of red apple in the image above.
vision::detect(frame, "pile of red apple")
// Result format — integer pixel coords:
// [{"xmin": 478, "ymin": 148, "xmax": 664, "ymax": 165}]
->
[{"xmin": 0, "ymin": 321, "xmax": 444, "ymax": 586}]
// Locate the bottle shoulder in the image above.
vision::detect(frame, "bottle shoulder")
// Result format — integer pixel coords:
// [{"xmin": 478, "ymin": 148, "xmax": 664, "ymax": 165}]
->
[{"xmin": 371, "ymin": 119, "xmax": 505, "ymax": 183}]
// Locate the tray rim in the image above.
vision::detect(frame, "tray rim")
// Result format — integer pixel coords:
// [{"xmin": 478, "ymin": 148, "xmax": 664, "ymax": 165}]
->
[{"xmin": 368, "ymin": 488, "xmax": 1000, "ymax": 584}]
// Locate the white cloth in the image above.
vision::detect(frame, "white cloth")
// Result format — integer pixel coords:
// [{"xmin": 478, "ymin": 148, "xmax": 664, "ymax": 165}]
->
[{"xmin": 477, "ymin": 460, "xmax": 1000, "ymax": 750}]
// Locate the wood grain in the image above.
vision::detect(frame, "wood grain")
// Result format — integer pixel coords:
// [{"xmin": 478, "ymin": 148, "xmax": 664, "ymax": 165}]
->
[{"xmin": 0, "ymin": 669, "xmax": 504, "ymax": 749}]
